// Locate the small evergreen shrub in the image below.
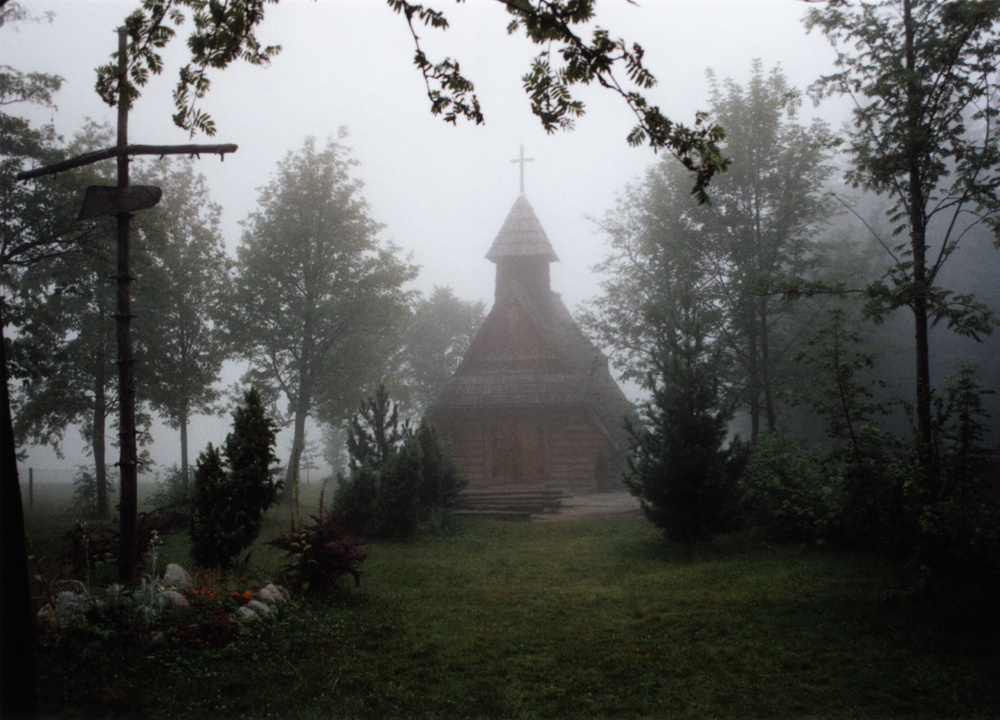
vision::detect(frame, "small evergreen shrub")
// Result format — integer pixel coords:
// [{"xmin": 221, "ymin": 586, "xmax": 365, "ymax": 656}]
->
[
  {"xmin": 333, "ymin": 437, "xmax": 425, "ymax": 540},
  {"xmin": 331, "ymin": 462, "xmax": 378, "ymax": 536},
  {"xmin": 624, "ymin": 290, "xmax": 739, "ymax": 544},
  {"xmin": 369, "ymin": 435, "xmax": 423, "ymax": 539},
  {"xmin": 267, "ymin": 513, "xmax": 367, "ymax": 592},
  {"xmin": 189, "ymin": 445, "xmax": 233, "ymax": 569},
  {"xmin": 345, "ymin": 383, "xmax": 410, "ymax": 470},
  {"xmin": 189, "ymin": 388, "xmax": 281, "ymax": 570},
  {"xmin": 414, "ymin": 419, "xmax": 466, "ymax": 509},
  {"xmin": 332, "ymin": 387, "xmax": 466, "ymax": 539}
]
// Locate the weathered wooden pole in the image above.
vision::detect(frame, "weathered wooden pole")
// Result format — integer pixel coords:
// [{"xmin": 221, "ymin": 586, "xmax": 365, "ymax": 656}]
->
[
  {"xmin": 15, "ymin": 28, "xmax": 237, "ymax": 585},
  {"xmin": 114, "ymin": 26, "xmax": 140, "ymax": 583}
]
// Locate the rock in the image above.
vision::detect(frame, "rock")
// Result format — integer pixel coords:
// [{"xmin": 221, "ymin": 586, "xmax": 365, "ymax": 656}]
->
[
  {"xmin": 236, "ymin": 605, "xmax": 258, "ymax": 621},
  {"xmin": 259, "ymin": 583, "xmax": 288, "ymax": 604},
  {"xmin": 36, "ymin": 603, "xmax": 57, "ymax": 630},
  {"xmin": 55, "ymin": 590, "xmax": 90, "ymax": 626},
  {"xmin": 161, "ymin": 564, "xmax": 193, "ymax": 591},
  {"xmin": 53, "ymin": 579, "xmax": 87, "ymax": 596},
  {"xmin": 159, "ymin": 590, "xmax": 189, "ymax": 609},
  {"xmin": 246, "ymin": 599, "xmax": 273, "ymax": 616},
  {"xmin": 38, "ymin": 591, "xmax": 91, "ymax": 629}
]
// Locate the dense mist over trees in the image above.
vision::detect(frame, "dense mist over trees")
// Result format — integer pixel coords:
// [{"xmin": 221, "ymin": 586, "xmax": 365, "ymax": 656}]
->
[
  {"xmin": 4, "ymin": 2, "xmax": 1000, "ymax": 717},
  {"xmin": 229, "ymin": 136, "xmax": 416, "ymax": 495},
  {"xmin": 583, "ymin": 63, "xmax": 839, "ymax": 443}
]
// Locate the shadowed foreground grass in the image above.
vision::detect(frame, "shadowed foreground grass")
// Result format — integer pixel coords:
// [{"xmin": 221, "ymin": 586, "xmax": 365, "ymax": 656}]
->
[{"xmin": 34, "ymin": 504, "xmax": 1000, "ymax": 719}]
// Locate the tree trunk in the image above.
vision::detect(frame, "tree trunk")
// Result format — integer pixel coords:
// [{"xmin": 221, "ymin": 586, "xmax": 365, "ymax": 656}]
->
[
  {"xmin": 758, "ymin": 296, "xmax": 776, "ymax": 434},
  {"xmin": 286, "ymin": 401, "xmax": 308, "ymax": 514},
  {"xmin": 903, "ymin": 0, "xmax": 934, "ymax": 463},
  {"xmin": 285, "ymin": 310, "xmax": 315, "ymax": 505},
  {"xmin": 746, "ymin": 313, "xmax": 761, "ymax": 444},
  {"xmin": 93, "ymin": 355, "xmax": 107, "ymax": 519},
  {"xmin": 0, "ymin": 316, "xmax": 38, "ymax": 720},
  {"xmin": 179, "ymin": 405, "xmax": 189, "ymax": 493}
]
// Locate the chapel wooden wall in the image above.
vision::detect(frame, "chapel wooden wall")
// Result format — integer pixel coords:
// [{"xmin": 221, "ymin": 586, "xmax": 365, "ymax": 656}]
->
[{"xmin": 434, "ymin": 407, "xmax": 617, "ymax": 492}]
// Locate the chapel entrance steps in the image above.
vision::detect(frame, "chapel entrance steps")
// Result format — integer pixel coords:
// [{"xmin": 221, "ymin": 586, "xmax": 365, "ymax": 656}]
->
[{"xmin": 454, "ymin": 486, "xmax": 573, "ymax": 521}]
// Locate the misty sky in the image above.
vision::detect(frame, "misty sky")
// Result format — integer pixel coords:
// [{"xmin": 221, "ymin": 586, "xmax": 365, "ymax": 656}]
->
[{"xmin": 6, "ymin": 0, "xmax": 850, "ymax": 474}]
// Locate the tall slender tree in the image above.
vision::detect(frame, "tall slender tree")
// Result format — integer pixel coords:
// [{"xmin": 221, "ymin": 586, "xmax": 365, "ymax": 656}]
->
[
  {"xmin": 807, "ymin": 0, "xmax": 1000, "ymax": 461},
  {"xmin": 11, "ymin": 123, "xmax": 124, "ymax": 520},
  {"xmin": 585, "ymin": 63, "xmax": 835, "ymax": 441},
  {"xmin": 14, "ymin": 246, "xmax": 119, "ymax": 515},
  {"xmin": 134, "ymin": 158, "xmax": 231, "ymax": 488},
  {"xmin": 1, "ymin": 4, "xmax": 84, "ymax": 715},
  {"xmin": 231, "ymin": 135, "xmax": 416, "ymax": 499},
  {"xmin": 694, "ymin": 63, "xmax": 835, "ymax": 439}
]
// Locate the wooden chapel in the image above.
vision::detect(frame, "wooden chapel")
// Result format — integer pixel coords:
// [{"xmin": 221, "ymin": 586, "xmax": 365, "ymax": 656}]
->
[{"xmin": 427, "ymin": 190, "xmax": 637, "ymax": 493}]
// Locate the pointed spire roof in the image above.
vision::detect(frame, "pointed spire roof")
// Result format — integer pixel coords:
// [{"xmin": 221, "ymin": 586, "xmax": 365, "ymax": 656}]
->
[{"xmin": 485, "ymin": 194, "xmax": 559, "ymax": 263}]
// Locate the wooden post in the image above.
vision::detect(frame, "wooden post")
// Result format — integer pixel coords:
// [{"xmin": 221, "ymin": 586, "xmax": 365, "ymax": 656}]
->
[
  {"xmin": 28, "ymin": 468, "xmax": 32, "ymax": 508},
  {"xmin": 14, "ymin": 28, "xmax": 237, "ymax": 585},
  {"xmin": 114, "ymin": 25, "xmax": 139, "ymax": 583}
]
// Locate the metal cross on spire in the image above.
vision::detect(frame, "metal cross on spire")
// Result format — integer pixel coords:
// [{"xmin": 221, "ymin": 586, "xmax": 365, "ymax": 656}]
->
[{"xmin": 509, "ymin": 145, "xmax": 535, "ymax": 195}]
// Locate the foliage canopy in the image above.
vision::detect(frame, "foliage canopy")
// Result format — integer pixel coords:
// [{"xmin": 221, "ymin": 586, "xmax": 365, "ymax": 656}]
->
[{"xmin": 92, "ymin": 0, "xmax": 727, "ymax": 200}]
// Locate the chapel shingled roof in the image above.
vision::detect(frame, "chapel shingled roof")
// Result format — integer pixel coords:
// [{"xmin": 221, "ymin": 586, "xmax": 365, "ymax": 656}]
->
[
  {"xmin": 485, "ymin": 194, "xmax": 560, "ymax": 263},
  {"xmin": 433, "ymin": 191, "xmax": 637, "ymax": 448},
  {"xmin": 432, "ymin": 280, "xmax": 636, "ymax": 449}
]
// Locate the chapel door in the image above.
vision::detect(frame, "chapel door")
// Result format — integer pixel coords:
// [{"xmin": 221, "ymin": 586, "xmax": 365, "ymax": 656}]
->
[
  {"xmin": 516, "ymin": 420, "xmax": 547, "ymax": 484},
  {"xmin": 490, "ymin": 418, "xmax": 547, "ymax": 485},
  {"xmin": 491, "ymin": 420, "xmax": 516, "ymax": 484}
]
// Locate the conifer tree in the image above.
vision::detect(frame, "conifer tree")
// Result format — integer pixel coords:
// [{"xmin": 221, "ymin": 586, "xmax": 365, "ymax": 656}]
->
[
  {"xmin": 189, "ymin": 387, "xmax": 279, "ymax": 570},
  {"xmin": 625, "ymin": 289, "xmax": 737, "ymax": 544},
  {"xmin": 345, "ymin": 383, "xmax": 410, "ymax": 471}
]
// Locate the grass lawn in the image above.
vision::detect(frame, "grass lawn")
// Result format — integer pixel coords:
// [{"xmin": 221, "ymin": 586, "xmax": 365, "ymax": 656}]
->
[{"xmin": 28, "ymin": 485, "xmax": 1000, "ymax": 719}]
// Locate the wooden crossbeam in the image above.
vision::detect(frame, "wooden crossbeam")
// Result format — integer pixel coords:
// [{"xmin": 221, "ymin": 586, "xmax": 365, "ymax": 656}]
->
[
  {"xmin": 10, "ymin": 26, "xmax": 239, "ymax": 583},
  {"xmin": 16, "ymin": 143, "xmax": 238, "ymax": 182}
]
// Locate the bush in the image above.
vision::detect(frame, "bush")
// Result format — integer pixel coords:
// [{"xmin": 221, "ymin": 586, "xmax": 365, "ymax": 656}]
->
[
  {"xmin": 333, "ymin": 436, "xmax": 424, "ymax": 540},
  {"xmin": 332, "ymin": 387, "xmax": 466, "ymax": 540},
  {"xmin": 189, "ymin": 388, "xmax": 281, "ymax": 570},
  {"xmin": 739, "ymin": 433, "xmax": 843, "ymax": 544},
  {"xmin": 331, "ymin": 462, "xmax": 378, "ymax": 536},
  {"xmin": 369, "ymin": 435, "xmax": 423, "ymax": 539},
  {"xmin": 345, "ymin": 383, "xmax": 410, "ymax": 471},
  {"xmin": 892, "ymin": 368, "xmax": 1000, "ymax": 621},
  {"xmin": 332, "ymin": 426, "xmax": 465, "ymax": 540},
  {"xmin": 267, "ymin": 513, "xmax": 367, "ymax": 592},
  {"xmin": 414, "ymin": 419, "xmax": 466, "ymax": 509},
  {"xmin": 148, "ymin": 465, "xmax": 191, "ymax": 527},
  {"xmin": 72, "ymin": 466, "xmax": 117, "ymax": 519},
  {"xmin": 63, "ymin": 511, "xmax": 172, "ymax": 578},
  {"xmin": 832, "ymin": 427, "xmax": 906, "ymax": 550}
]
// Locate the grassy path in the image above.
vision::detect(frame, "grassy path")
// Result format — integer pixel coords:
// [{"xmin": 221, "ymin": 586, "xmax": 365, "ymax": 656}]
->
[{"xmin": 36, "ymin": 513, "xmax": 1000, "ymax": 718}]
